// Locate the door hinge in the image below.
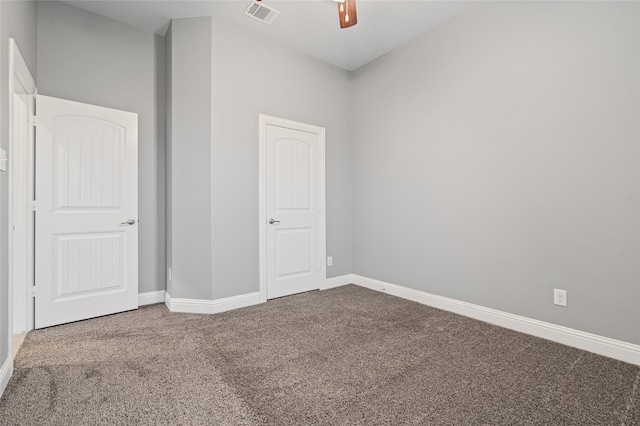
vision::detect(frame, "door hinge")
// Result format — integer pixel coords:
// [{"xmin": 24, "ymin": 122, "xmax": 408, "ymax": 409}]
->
[
  {"xmin": 30, "ymin": 286, "xmax": 36, "ymax": 297},
  {"xmin": 30, "ymin": 200, "xmax": 37, "ymax": 211},
  {"xmin": 31, "ymin": 116, "xmax": 37, "ymax": 127}
]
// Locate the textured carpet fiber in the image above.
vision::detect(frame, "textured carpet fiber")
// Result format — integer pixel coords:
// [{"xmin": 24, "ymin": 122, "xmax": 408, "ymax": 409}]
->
[{"xmin": 1, "ymin": 285, "xmax": 639, "ymax": 425}]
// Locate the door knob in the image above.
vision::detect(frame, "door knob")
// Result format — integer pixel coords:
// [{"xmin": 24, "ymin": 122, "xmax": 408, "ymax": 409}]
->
[
  {"xmin": 268, "ymin": 218, "xmax": 280, "ymax": 225},
  {"xmin": 121, "ymin": 219, "xmax": 136, "ymax": 225}
]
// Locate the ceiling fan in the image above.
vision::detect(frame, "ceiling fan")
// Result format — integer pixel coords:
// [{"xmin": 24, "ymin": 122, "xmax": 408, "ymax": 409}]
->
[{"xmin": 335, "ymin": 0, "xmax": 358, "ymax": 29}]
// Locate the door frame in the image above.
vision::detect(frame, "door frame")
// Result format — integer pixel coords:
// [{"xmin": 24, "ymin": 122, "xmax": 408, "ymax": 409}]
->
[
  {"xmin": 8, "ymin": 38, "xmax": 37, "ymax": 361},
  {"xmin": 258, "ymin": 114, "xmax": 326, "ymax": 303}
]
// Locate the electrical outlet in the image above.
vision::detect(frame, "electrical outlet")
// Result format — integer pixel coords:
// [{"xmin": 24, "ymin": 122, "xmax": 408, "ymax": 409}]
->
[
  {"xmin": 168, "ymin": 267, "xmax": 172, "ymax": 282},
  {"xmin": 554, "ymin": 289, "xmax": 567, "ymax": 307},
  {"xmin": 327, "ymin": 256, "xmax": 333, "ymax": 267}
]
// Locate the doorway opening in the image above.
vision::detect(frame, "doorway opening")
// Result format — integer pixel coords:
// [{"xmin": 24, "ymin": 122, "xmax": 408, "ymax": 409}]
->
[{"xmin": 8, "ymin": 38, "xmax": 37, "ymax": 360}]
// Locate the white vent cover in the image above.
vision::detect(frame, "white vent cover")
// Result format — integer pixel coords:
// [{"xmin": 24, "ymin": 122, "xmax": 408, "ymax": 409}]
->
[{"xmin": 244, "ymin": 1, "xmax": 280, "ymax": 25}]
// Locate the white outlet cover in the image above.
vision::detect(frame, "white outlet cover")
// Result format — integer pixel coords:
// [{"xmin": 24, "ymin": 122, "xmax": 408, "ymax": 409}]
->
[{"xmin": 554, "ymin": 289, "xmax": 567, "ymax": 307}]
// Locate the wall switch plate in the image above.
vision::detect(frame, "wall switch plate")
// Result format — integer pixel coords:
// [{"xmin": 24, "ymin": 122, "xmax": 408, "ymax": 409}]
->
[
  {"xmin": 168, "ymin": 267, "xmax": 172, "ymax": 282},
  {"xmin": 0, "ymin": 148, "xmax": 7, "ymax": 172},
  {"xmin": 554, "ymin": 289, "xmax": 567, "ymax": 306},
  {"xmin": 327, "ymin": 256, "xmax": 333, "ymax": 267}
]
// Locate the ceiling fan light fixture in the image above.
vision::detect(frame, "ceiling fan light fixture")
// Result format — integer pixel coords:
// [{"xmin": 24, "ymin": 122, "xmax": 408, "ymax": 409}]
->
[{"xmin": 338, "ymin": 0, "xmax": 357, "ymax": 29}]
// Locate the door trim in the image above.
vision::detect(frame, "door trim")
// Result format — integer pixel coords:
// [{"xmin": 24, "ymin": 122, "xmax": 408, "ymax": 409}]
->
[
  {"xmin": 8, "ymin": 38, "xmax": 36, "ymax": 365},
  {"xmin": 258, "ymin": 114, "xmax": 326, "ymax": 303}
]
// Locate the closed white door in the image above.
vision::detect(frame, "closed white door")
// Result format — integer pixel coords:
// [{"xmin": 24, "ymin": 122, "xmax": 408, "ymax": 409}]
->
[
  {"xmin": 35, "ymin": 95, "xmax": 138, "ymax": 329},
  {"xmin": 263, "ymin": 116, "xmax": 325, "ymax": 299}
]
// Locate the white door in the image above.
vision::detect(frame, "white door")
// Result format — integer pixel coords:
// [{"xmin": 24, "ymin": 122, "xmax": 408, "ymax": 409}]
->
[
  {"xmin": 262, "ymin": 115, "xmax": 326, "ymax": 300},
  {"xmin": 35, "ymin": 95, "xmax": 138, "ymax": 329}
]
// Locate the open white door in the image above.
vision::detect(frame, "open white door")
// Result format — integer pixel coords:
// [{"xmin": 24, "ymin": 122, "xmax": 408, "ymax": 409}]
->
[
  {"xmin": 260, "ymin": 115, "xmax": 326, "ymax": 300},
  {"xmin": 35, "ymin": 95, "xmax": 138, "ymax": 329}
]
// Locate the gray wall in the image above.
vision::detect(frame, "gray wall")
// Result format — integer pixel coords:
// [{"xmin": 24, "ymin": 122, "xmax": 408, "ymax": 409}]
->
[
  {"xmin": 165, "ymin": 18, "xmax": 213, "ymax": 300},
  {"xmin": 209, "ymin": 18, "xmax": 353, "ymax": 299},
  {"xmin": 165, "ymin": 17, "xmax": 353, "ymax": 301},
  {"xmin": 352, "ymin": 1, "xmax": 640, "ymax": 344},
  {"xmin": 37, "ymin": 1, "xmax": 166, "ymax": 294},
  {"xmin": 0, "ymin": 0, "xmax": 37, "ymax": 369}
]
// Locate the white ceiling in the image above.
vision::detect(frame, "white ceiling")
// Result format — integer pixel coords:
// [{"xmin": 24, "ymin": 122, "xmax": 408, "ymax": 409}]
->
[{"xmin": 62, "ymin": 0, "xmax": 473, "ymax": 71}]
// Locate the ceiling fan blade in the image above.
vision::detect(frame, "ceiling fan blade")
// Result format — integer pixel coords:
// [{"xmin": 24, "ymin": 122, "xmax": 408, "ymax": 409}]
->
[{"xmin": 338, "ymin": 0, "xmax": 357, "ymax": 28}]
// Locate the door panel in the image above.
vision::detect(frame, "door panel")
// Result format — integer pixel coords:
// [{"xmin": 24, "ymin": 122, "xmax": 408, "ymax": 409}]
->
[
  {"xmin": 56, "ymin": 233, "xmax": 123, "ymax": 296},
  {"xmin": 266, "ymin": 122, "xmax": 323, "ymax": 299},
  {"xmin": 35, "ymin": 95, "xmax": 138, "ymax": 329},
  {"xmin": 275, "ymin": 139, "xmax": 312, "ymax": 210},
  {"xmin": 54, "ymin": 117, "xmax": 123, "ymax": 209},
  {"xmin": 276, "ymin": 227, "xmax": 313, "ymax": 278}
]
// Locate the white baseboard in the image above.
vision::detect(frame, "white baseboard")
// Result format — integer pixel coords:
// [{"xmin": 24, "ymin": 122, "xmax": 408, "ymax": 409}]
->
[
  {"xmin": 351, "ymin": 274, "xmax": 640, "ymax": 366},
  {"xmin": 323, "ymin": 274, "xmax": 353, "ymax": 290},
  {"xmin": 0, "ymin": 357, "xmax": 13, "ymax": 399},
  {"xmin": 164, "ymin": 291, "xmax": 262, "ymax": 315},
  {"xmin": 138, "ymin": 291, "xmax": 165, "ymax": 306}
]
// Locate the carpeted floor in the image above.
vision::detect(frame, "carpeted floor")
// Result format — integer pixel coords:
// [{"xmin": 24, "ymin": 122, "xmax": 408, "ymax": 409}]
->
[{"xmin": 1, "ymin": 284, "xmax": 638, "ymax": 425}]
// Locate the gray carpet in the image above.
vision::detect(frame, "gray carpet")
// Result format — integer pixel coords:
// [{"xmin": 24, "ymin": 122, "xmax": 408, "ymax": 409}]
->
[{"xmin": 1, "ymin": 285, "xmax": 638, "ymax": 425}]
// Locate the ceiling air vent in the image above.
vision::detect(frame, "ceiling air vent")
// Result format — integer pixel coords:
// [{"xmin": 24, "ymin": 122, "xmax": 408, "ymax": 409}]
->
[{"xmin": 244, "ymin": 1, "xmax": 280, "ymax": 25}]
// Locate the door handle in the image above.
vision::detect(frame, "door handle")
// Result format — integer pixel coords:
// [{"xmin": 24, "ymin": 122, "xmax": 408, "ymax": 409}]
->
[
  {"xmin": 268, "ymin": 218, "xmax": 280, "ymax": 225},
  {"xmin": 120, "ymin": 219, "xmax": 136, "ymax": 225}
]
